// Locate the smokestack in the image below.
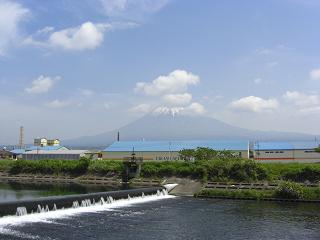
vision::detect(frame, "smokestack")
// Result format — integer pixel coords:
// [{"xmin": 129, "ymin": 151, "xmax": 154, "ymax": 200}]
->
[
  {"xmin": 117, "ymin": 131, "xmax": 120, "ymax": 142},
  {"xmin": 19, "ymin": 126, "xmax": 24, "ymax": 149}
]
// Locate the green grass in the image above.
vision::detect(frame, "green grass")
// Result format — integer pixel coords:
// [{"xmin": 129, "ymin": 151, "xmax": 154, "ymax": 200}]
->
[{"xmin": 196, "ymin": 185, "xmax": 320, "ymax": 201}]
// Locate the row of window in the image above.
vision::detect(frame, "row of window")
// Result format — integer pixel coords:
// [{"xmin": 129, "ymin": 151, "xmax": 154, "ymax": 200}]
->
[{"xmin": 265, "ymin": 151, "xmax": 284, "ymax": 154}]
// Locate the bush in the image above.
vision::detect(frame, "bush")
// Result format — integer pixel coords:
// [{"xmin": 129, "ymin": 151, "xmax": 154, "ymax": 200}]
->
[
  {"xmin": 9, "ymin": 158, "xmax": 90, "ymax": 176},
  {"xmin": 88, "ymin": 160, "xmax": 123, "ymax": 176},
  {"xmin": 275, "ymin": 182, "xmax": 305, "ymax": 199},
  {"xmin": 282, "ymin": 167, "xmax": 320, "ymax": 183}
]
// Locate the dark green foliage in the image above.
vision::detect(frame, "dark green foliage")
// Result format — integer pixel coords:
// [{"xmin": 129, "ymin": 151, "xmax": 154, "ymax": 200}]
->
[
  {"xmin": 282, "ymin": 167, "xmax": 320, "ymax": 182},
  {"xmin": 9, "ymin": 158, "xmax": 90, "ymax": 176},
  {"xmin": 315, "ymin": 147, "xmax": 320, "ymax": 153},
  {"xmin": 275, "ymin": 181, "xmax": 305, "ymax": 199},
  {"xmin": 179, "ymin": 148, "xmax": 239, "ymax": 162},
  {"xmin": 87, "ymin": 160, "xmax": 124, "ymax": 176}
]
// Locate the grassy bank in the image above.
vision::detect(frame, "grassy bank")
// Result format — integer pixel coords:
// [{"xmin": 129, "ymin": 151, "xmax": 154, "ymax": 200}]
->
[
  {"xmin": 196, "ymin": 182, "xmax": 320, "ymax": 201},
  {"xmin": 0, "ymin": 159, "xmax": 319, "ymax": 184}
]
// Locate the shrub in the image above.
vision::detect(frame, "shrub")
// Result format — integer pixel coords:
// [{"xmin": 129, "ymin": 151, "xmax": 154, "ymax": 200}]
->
[
  {"xmin": 275, "ymin": 181, "xmax": 305, "ymax": 199},
  {"xmin": 282, "ymin": 167, "xmax": 320, "ymax": 183}
]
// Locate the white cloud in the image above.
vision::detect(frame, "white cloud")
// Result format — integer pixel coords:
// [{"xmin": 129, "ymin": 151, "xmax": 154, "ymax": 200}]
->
[
  {"xmin": 25, "ymin": 22, "xmax": 111, "ymax": 51},
  {"xmin": 45, "ymin": 99, "xmax": 71, "ymax": 108},
  {"xmin": 135, "ymin": 69, "xmax": 199, "ymax": 96},
  {"xmin": 49, "ymin": 22, "xmax": 109, "ymax": 50},
  {"xmin": 25, "ymin": 75, "xmax": 59, "ymax": 94},
  {"xmin": 283, "ymin": 91, "xmax": 319, "ymax": 113},
  {"xmin": 184, "ymin": 102, "xmax": 206, "ymax": 115},
  {"xmin": 163, "ymin": 93, "xmax": 192, "ymax": 106},
  {"xmin": 230, "ymin": 96, "xmax": 279, "ymax": 113},
  {"xmin": 310, "ymin": 68, "xmax": 320, "ymax": 80},
  {"xmin": 129, "ymin": 103, "xmax": 152, "ymax": 113},
  {"xmin": 100, "ymin": 0, "xmax": 170, "ymax": 18},
  {"xmin": 0, "ymin": 0, "xmax": 29, "ymax": 55}
]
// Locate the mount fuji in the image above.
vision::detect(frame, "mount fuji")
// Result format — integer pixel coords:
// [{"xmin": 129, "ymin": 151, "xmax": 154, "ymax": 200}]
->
[{"xmin": 63, "ymin": 112, "xmax": 314, "ymax": 147}]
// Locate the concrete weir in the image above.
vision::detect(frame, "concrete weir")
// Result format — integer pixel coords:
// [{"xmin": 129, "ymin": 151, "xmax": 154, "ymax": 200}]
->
[{"xmin": 0, "ymin": 187, "xmax": 165, "ymax": 217}]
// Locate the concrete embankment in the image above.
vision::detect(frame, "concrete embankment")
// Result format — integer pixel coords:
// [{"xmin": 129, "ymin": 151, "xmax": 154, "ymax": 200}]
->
[{"xmin": 163, "ymin": 177, "xmax": 203, "ymax": 196}]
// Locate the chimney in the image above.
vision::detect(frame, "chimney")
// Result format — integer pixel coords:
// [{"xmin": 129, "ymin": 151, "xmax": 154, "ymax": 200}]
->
[{"xmin": 117, "ymin": 131, "xmax": 120, "ymax": 142}]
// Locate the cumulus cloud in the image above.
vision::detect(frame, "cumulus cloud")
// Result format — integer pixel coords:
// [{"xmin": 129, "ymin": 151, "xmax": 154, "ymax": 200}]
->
[
  {"xmin": 185, "ymin": 102, "xmax": 206, "ymax": 115},
  {"xmin": 100, "ymin": 0, "xmax": 170, "ymax": 18},
  {"xmin": 0, "ymin": 0, "xmax": 29, "ymax": 55},
  {"xmin": 25, "ymin": 22, "xmax": 112, "ymax": 51},
  {"xmin": 163, "ymin": 93, "xmax": 192, "ymax": 106},
  {"xmin": 133, "ymin": 70, "xmax": 205, "ymax": 116},
  {"xmin": 25, "ymin": 75, "xmax": 60, "ymax": 94},
  {"xmin": 310, "ymin": 68, "xmax": 320, "ymax": 80},
  {"xmin": 229, "ymin": 96, "xmax": 279, "ymax": 113},
  {"xmin": 135, "ymin": 70, "xmax": 199, "ymax": 96},
  {"xmin": 283, "ymin": 91, "xmax": 320, "ymax": 113},
  {"xmin": 49, "ymin": 22, "xmax": 109, "ymax": 50}
]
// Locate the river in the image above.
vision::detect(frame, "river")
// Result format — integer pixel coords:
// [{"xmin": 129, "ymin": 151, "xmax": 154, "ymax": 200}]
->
[{"xmin": 0, "ymin": 192, "xmax": 319, "ymax": 240}]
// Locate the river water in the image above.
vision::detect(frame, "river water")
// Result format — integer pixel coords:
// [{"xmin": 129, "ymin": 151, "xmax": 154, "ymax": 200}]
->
[{"xmin": 0, "ymin": 194, "xmax": 319, "ymax": 240}]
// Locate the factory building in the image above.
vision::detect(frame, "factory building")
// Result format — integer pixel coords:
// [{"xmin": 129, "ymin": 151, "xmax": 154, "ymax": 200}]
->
[
  {"xmin": 103, "ymin": 140, "xmax": 250, "ymax": 161},
  {"xmin": 22, "ymin": 150, "xmax": 90, "ymax": 160},
  {"xmin": 253, "ymin": 141, "xmax": 320, "ymax": 163},
  {"xmin": 10, "ymin": 145, "xmax": 69, "ymax": 159},
  {"xmin": 103, "ymin": 140, "xmax": 320, "ymax": 163}
]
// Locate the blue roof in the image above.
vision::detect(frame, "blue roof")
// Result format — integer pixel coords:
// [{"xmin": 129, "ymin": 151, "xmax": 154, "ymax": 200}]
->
[
  {"xmin": 26, "ymin": 146, "xmax": 67, "ymax": 151},
  {"xmin": 10, "ymin": 149, "xmax": 26, "ymax": 154},
  {"xmin": 104, "ymin": 140, "xmax": 249, "ymax": 152},
  {"xmin": 254, "ymin": 141, "xmax": 319, "ymax": 150},
  {"xmin": 10, "ymin": 145, "xmax": 67, "ymax": 155}
]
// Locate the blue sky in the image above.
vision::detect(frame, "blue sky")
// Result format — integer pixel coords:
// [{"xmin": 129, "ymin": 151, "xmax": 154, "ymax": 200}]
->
[{"xmin": 0, "ymin": 0, "xmax": 320, "ymax": 144}]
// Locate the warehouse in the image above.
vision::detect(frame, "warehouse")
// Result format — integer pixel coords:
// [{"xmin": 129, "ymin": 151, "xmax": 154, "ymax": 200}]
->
[
  {"xmin": 253, "ymin": 141, "xmax": 320, "ymax": 163},
  {"xmin": 22, "ymin": 150, "xmax": 90, "ymax": 160},
  {"xmin": 103, "ymin": 140, "xmax": 249, "ymax": 160}
]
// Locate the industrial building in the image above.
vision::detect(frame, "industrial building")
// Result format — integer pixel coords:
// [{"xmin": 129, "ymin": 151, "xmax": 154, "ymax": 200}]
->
[
  {"xmin": 103, "ymin": 140, "xmax": 250, "ymax": 161},
  {"xmin": 10, "ymin": 145, "xmax": 69, "ymax": 159},
  {"xmin": 103, "ymin": 140, "xmax": 320, "ymax": 163},
  {"xmin": 22, "ymin": 150, "xmax": 90, "ymax": 160},
  {"xmin": 253, "ymin": 141, "xmax": 320, "ymax": 163}
]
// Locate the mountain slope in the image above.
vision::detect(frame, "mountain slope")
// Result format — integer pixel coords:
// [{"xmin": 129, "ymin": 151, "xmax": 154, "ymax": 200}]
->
[{"xmin": 63, "ymin": 113, "xmax": 314, "ymax": 147}]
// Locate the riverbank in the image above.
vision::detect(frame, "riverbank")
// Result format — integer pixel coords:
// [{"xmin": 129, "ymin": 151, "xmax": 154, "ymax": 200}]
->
[{"xmin": 0, "ymin": 158, "xmax": 320, "ymax": 201}]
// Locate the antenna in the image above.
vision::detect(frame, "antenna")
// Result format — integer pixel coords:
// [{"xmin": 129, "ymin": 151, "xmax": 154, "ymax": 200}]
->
[{"xmin": 19, "ymin": 126, "xmax": 24, "ymax": 149}]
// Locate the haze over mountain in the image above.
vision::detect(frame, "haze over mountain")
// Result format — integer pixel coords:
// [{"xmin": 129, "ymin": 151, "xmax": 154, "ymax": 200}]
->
[{"xmin": 64, "ymin": 112, "xmax": 314, "ymax": 147}]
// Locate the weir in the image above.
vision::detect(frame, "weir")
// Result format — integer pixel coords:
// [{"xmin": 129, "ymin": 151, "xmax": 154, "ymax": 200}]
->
[{"xmin": 0, "ymin": 187, "xmax": 167, "ymax": 217}]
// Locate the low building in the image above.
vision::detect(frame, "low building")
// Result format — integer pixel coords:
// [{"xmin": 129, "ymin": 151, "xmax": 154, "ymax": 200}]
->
[
  {"xmin": 34, "ymin": 138, "xmax": 61, "ymax": 147},
  {"xmin": 103, "ymin": 140, "xmax": 249, "ymax": 161},
  {"xmin": 253, "ymin": 141, "xmax": 320, "ymax": 163},
  {"xmin": 10, "ymin": 145, "xmax": 69, "ymax": 160},
  {"xmin": 22, "ymin": 150, "xmax": 90, "ymax": 160}
]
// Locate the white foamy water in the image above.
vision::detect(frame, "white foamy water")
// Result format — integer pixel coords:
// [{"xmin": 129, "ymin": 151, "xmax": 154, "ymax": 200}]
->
[{"xmin": 0, "ymin": 192, "xmax": 175, "ymax": 229}]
